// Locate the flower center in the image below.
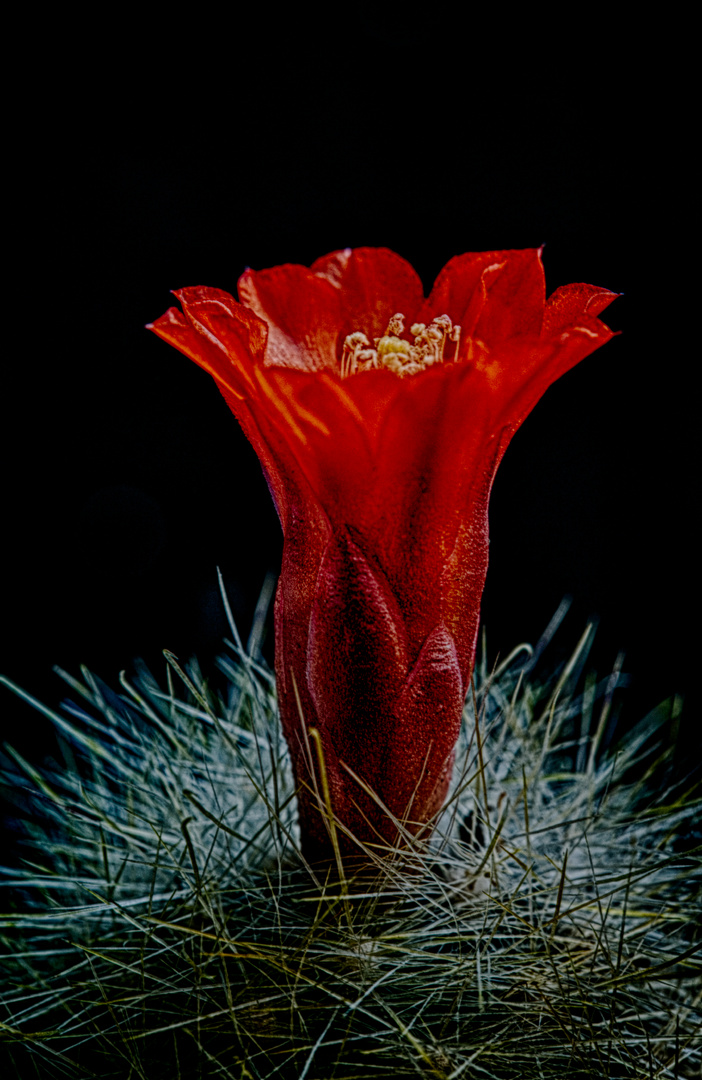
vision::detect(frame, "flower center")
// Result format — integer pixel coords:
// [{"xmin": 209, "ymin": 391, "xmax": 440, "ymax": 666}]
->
[{"xmin": 340, "ymin": 314, "xmax": 461, "ymax": 378}]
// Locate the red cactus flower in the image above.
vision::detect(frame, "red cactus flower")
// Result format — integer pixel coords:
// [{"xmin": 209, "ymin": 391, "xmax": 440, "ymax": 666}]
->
[{"xmin": 149, "ymin": 247, "xmax": 616, "ymax": 861}]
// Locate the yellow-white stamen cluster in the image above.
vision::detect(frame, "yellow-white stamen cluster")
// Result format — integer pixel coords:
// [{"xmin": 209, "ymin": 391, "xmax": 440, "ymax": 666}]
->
[{"xmin": 340, "ymin": 313, "xmax": 461, "ymax": 378}]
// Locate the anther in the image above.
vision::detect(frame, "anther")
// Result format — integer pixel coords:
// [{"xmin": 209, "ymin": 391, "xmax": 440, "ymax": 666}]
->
[{"xmin": 340, "ymin": 314, "xmax": 462, "ymax": 378}]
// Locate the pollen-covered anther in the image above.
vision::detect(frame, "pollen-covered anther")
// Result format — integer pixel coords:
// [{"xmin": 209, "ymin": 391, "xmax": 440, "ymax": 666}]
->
[{"xmin": 340, "ymin": 314, "xmax": 461, "ymax": 378}]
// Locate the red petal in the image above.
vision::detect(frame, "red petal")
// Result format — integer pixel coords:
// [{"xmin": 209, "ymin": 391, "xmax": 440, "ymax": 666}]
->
[
  {"xmin": 251, "ymin": 360, "xmax": 497, "ymax": 672},
  {"xmin": 542, "ymin": 282, "xmax": 618, "ymax": 336},
  {"xmin": 238, "ymin": 264, "xmax": 342, "ymax": 372},
  {"xmin": 332, "ymin": 364, "xmax": 495, "ymax": 644},
  {"xmin": 417, "ymin": 250, "xmax": 507, "ymax": 328},
  {"xmin": 387, "ymin": 624, "xmax": 464, "ymax": 823},
  {"xmin": 262, "ymin": 367, "xmax": 377, "ymax": 515},
  {"xmin": 306, "ymin": 531, "xmax": 409, "ymax": 793},
  {"xmin": 149, "ymin": 300, "xmax": 257, "ymax": 432},
  {"xmin": 472, "ymin": 248, "xmax": 546, "ymax": 342},
  {"xmin": 311, "ymin": 247, "xmax": 426, "ymax": 344},
  {"xmin": 173, "ymin": 286, "xmax": 267, "ymax": 391},
  {"xmin": 419, "ymin": 248, "xmax": 545, "ymax": 343}
]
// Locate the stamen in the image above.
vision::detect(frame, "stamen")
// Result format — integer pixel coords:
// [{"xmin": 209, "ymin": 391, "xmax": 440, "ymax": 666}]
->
[{"xmin": 341, "ymin": 314, "xmax": 462, "ymax": 378}]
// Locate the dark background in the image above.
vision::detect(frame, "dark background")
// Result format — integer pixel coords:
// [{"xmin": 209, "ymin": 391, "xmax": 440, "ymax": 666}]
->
[{"xmin": 3, "ymin": 17, "xmax": 697, "ymax": 774}]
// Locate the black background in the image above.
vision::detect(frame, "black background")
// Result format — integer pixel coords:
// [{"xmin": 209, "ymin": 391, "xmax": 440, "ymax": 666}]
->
[{"xmin": 3, "ymin": 16, "xmax": 697, "ymax": 774}]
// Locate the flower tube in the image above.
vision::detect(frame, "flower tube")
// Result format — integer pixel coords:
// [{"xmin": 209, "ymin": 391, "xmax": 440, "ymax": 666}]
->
[{"xmin": 149, "ymin": 247, "xmax": 616, "ymax": 860}]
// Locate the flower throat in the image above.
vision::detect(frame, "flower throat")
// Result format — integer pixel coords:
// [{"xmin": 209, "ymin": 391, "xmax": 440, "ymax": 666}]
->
[{"xmin": 340, "ymin": 313, "xmax": 461, "ymax": 378}]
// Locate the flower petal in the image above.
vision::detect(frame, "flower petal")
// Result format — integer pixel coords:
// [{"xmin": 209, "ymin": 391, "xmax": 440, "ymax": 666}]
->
[
  {"xmin": 344, "ymin": 364, "xmax": 496, "ymax": 654},
  {"xmin": 387, "ymin": 624, "xmax": 464, "ymax": 824},
  {"xmin": 172, "ymin": 286, "xmax": 267, "ymax": 390},
  {"xmin": 417, "ymin": 250, "xmax": 507, "ymax": 329},
  {"xmin": 542, "ymin": 282, "xmax": 619, "ymax": 336},
  {"xmin": 419, "ymin": 248, "xmax": 546, "ymax": 343},
  {"xmin": 238, "ymin": 264, "xmax": 342, "ymax": 372},
  {"xmin": 311, "ymin": 246, "xmax": 426, "ymax": 344},
  {"xmin": 472, "ymin": 248, "xmax": 546, "ymax": 342},
  {"xmin": 306, "ymin": 531, "xmax": 409, "ymax": 789}
]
